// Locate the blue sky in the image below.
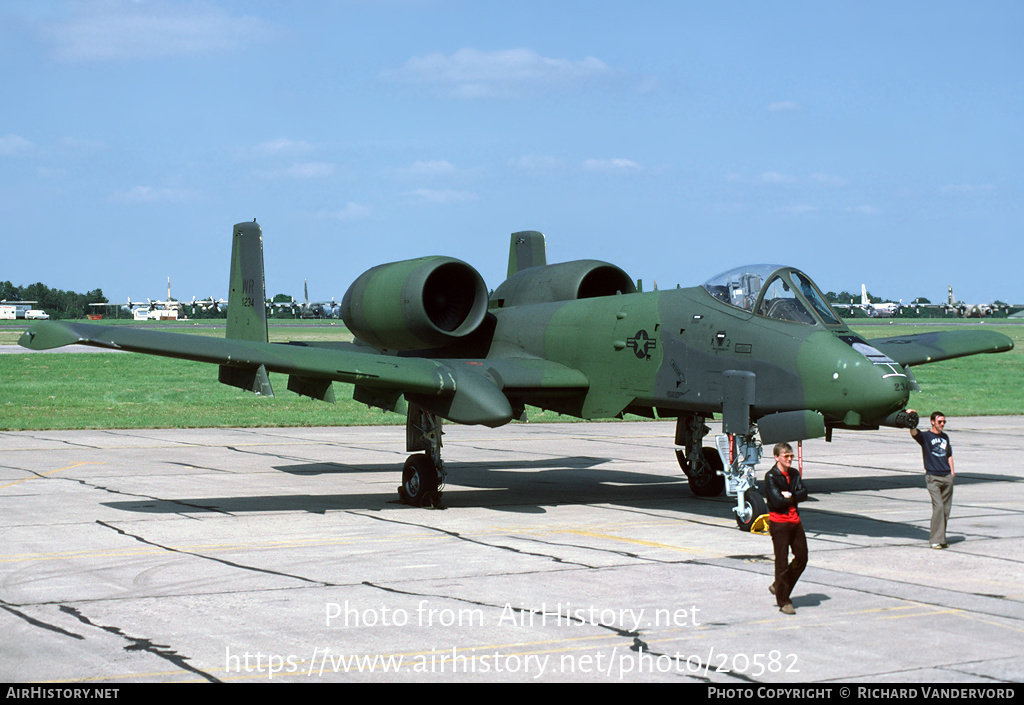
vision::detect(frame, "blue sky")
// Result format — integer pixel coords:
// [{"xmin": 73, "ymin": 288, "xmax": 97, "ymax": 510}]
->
[{"xmin": 2, "ymin": 1, "xmax": 1021, "ymax": 307}]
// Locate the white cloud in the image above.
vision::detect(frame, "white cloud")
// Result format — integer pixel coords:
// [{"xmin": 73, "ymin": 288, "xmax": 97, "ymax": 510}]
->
[
  {"xmin": 810, "ymin": 173, "xmax": 849, "ymax": 187},
  {"xmin": 111, "ymin": 185, "xmax": 194, "ymax": 203},
  {"xmin": 846, "ymin": 205, "xmax": 882, "ymax": 215},
  {"xmin": 252, "ymin": 139, "xmax": 315, "ymax": 156},
  {"xmin": 778, "ymin": 204, "xmax": 817, "ymax": 215},
  {"xmin": 760, "ymin": 171, "xmax": 795, "ymax": 184},
  {"xmin": 636, "ymin": 76, "xmax": 660, "ymax": 94},
  {"xmin": 40, "ymin": 2, "xmax": 273, "ymax": 62},
  {"xmin": 259, "ymin": 162, "xmax": 336, "ymax": 179},
  {"xmin": 402, "ymin": 160, "xmax": 457, "ymax": 175},
  {"xmin": 284, "ymin": 163, "xmax": 335, "ymax": 179},
  {"xmin": 939, "ymin": 184, "xmax": 996, "ymax": 196},
  {"xmin": 36, "ymin": 167, "xmax": 68, "ymax": 179},
  {"xmin": 510, "ymin": 154, "xmax": 564, "ymax": 171},
  {"xmin": 328, "ymin": 202, "xmax": 372, "ymax": 221},
  {"xmin": 0, "ymin": 134, "xmax": 35, "ymax": 156},
  {"xmin": 407, "ymin": 188, "xmax": 477, "ymax": 204},
  {"xmin": 385, "ymin": 48, "xmax": 613, "ymax": 98},
  {"xmin": 733, "ymin": 171, "xmax": 847, "ymax": 187},
  {"xmin": 583, "ymin": 158, "xmax": 641, "ymax": 173}
]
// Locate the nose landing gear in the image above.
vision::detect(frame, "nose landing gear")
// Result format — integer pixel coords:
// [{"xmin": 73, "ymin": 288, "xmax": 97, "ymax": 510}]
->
[
  {"xmin": 715, "ymin": 431, "xmax": 767, "ymax": 533},
  {"xmin": 674, "ymin": 372, "xmax": 770, "ymax": 532}
]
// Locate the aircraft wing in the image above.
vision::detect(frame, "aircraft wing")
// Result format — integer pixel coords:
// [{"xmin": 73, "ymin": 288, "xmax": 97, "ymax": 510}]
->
[
  {"xmin": 867, "ymin": 329, "xmax": 1013, "ymax": 366},
  {"xmin": 18, "ymin": 320, "xmax": 588, "ymax": 427}
]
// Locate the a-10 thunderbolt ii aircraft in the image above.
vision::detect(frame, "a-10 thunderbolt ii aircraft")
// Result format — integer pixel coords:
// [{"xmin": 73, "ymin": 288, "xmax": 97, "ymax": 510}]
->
[{"xmin": 20, "ymin": 221, "xmax": 1013, "ymax": 530}]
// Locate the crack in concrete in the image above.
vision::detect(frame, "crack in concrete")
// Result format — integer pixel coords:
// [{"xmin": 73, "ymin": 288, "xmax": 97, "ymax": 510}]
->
[
  {"xmin": 513, "ymin": 534, "xmax": 654, "ymax": 563},
  {"xmin": 0, "ymin": 600, "xmax": 85, "ymax": 640},
  {"xmin": 358, "ymin": 580, "xmax": 759, "ymax": 683},
  {"xmin": 350, "ymin": 510, "xmax": 594, "ymax": 568},
  {"xmin": 59, "ymin": 605, "xmax": 220, "ymax": 683},
  {"xmin": 59, "ymin": 476, "xmax": 234, "ymax": 516},
  {"xmin": 95, "ymin": 520, "xmax": 330, "ymax": 586}
]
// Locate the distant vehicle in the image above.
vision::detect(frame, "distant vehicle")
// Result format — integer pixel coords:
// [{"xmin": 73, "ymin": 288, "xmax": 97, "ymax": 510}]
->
[
  {"xmin": 946, "ymin": 286, "xmax": 994, "ymax": 318},
  {"xmin": 831, "ymin": 285, "xmax": 900, "ymax": 318},
  {"xmin": 0, "ymin": 301, "xmax": 38, "ymax": 320},
  {"xmin": 906, "ymin": 286, "xmax": 1020, "ymax": 318},
  {"xmin": 25, "ymin": 310, "xmax": 50, "ymax": 320},
  {"xmin": 133, "ymin": 307, "xmax": 178, "ymax": 321},
  {"xmin": 272, "ymin": 280, "xmax": 341, "ymax": 319},
  {"xmin": 90, "ymin": 277, "xmax": 226, "ymax": 320},
  {"xmin": 859, "ymin": 284, "xmax": 900, "ymax": 318}
]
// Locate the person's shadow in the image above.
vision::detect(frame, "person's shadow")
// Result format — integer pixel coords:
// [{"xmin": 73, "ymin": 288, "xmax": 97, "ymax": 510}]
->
[{"xmin": 792, "ymin": 593, "xmax": 831, "ymax": 609}]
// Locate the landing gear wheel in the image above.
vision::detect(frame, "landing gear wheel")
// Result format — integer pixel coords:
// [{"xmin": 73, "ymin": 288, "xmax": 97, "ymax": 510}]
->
[
  {"xmin": 399, "ymin": 453, "xmax": 442, "ymax": 508},
  {"xmin": 735, "ymin": 490, "xmax": 768, "ymax": 533},
  {"xmin": 677, "ymin": 446, "xmax": 725, "ymax": 497}
]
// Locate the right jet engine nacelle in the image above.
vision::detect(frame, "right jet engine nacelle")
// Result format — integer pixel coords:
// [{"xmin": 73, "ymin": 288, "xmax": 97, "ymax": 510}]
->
[
  {"xmin": 490, "ymin": 259, "xmax": 637, "ymax": 308},
  {"xmin": 341, "ymin": 256, "xmax": 489, "ymax": 351}
]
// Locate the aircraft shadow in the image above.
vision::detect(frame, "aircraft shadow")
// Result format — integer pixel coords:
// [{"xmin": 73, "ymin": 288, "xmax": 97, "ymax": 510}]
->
[
  {"xmin": 274, "ymin": 457, "xmax": 610, "ymax": 476},
  {"xmin": 802, "ymin": 471, "xmax": 1018, "ymax": 495},
  {"xmin": 102, "ymin": 459, "xmax": 686, "ymax": 515},
  {"xmin": 801, "ymin": 508, "xmax": 930, "ymax": 541},
  {"xmin": 780, "ymin": 471, "xmax": 1019, "ymax": 541},
  {"xmin": 101, "ymin": 465, "xmax": 1018, "ymax": 541}
]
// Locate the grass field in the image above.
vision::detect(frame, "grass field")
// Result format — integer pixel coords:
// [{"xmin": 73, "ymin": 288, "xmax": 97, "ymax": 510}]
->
[
  {"xmin": 849, "ymin": 321, "xmax": 1023, "ymax": 418},
  {"xmin": 1, "ymin": 320, "xmax": 1021, "ymax": 431}
]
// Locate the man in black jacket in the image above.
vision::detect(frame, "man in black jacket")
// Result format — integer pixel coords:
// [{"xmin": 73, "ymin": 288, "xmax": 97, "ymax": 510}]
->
[{"xmin": 764, "ymin": 442, "xmax": 809, "ymax": 615}]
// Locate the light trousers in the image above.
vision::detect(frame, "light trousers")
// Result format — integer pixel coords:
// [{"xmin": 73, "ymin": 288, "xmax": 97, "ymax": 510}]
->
[{"xmin": 926, "ymin": 474, "xmax": 954, "ymax": 545}]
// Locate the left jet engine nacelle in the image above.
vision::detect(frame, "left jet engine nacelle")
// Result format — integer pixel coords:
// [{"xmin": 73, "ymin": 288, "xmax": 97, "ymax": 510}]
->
[{"xmin": 341, "ymin": 256, "xmax": 489, "ymax": 350}]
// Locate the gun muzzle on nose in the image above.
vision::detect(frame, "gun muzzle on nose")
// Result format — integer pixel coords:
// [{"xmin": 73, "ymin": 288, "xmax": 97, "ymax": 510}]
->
[{"xmin": 882, "ymin": 409, "xmax": 919, "ymax": 429}]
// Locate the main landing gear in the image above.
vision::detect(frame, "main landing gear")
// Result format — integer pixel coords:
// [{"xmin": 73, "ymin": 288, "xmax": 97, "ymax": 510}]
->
[
  {"xmin": 675, "ymin": 412, "xmax": 767, "ymax": 532},
  {"xmin": 675, "ymin": 415, "xmax": 725, "ymax": 497},
  {"xmin": 398, "ymin": 404, "xmax": 445, "ymax": 508}
]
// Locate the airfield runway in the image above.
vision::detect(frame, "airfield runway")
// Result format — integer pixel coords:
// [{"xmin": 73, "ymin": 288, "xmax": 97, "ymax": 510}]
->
[{"xmin": 1, "ymin": 418, "xmax": 1022, "ymax": 683}]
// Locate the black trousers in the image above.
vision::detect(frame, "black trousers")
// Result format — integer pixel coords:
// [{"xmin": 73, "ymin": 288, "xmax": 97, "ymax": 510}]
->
[{"xmin": 770, "ymin": 520, "xmax": 808, "ymax": 607}]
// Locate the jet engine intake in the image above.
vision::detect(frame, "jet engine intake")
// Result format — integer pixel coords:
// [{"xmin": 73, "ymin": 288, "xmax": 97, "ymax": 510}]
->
[
  {"xmin": 490, "ymin": 259, "xmax": 636, "ymax": 308},
  {"xmin": 341, "ymin": 256, "xmax": 489, "ymax": 351}
]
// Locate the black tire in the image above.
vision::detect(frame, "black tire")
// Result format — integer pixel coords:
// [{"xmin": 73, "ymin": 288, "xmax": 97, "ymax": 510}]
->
[
  {"xmin": 736, "ymin": 489, "xmax": 768, "ymax": 532},
  {"xmin": 399, "ymin": 454, "xmax": 439, "ymax": 506},
  {"xmin": 677, "ymin": 446, "xmax": 725, "ymax": 497}
]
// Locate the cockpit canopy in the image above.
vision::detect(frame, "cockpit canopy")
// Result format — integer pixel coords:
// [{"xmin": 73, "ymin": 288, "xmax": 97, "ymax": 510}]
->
[{"xmin": 703, "ymin": 264, "xmax": 842, "ymax": 325}]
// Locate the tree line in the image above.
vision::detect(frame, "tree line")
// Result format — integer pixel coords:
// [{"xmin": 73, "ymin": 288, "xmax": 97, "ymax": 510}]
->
[
  {"xmin": 0, "ymin": 281, "xmax": 316, "ymax": 321},
  {"xmin": 0, "ymin": 281, "xmax": 108, "ymax": 320}
]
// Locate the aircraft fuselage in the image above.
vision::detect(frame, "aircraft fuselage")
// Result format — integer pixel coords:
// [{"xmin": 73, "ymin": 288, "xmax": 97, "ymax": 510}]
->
[{"xmin": 488, "ymin": 285, "xmax": 910, "ymax": 429}]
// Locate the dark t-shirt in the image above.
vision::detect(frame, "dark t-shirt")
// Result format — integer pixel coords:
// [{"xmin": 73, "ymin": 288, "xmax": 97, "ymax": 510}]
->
[{"xmin": 914, "ymin": 430, "xmax": 953, "ymax": 475}]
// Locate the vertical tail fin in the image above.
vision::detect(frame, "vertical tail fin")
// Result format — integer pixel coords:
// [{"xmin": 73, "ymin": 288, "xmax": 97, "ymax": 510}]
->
[
  {"xmin": 221, "ymin": 221, "xmax": 273, "ymax": 396},
  {"xmin": 507, "ymin": 230, "xmax": 546, "ymax": 279},
  {"xmin": 226, "ymin": 220, "xmax": 268, "ymax": 343},
  {"xmin": 861, "ymin": 284, "xmax": 870, "ymax": 307}
]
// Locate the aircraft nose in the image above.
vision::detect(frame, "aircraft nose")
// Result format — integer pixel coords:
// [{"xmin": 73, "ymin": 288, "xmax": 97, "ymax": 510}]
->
[
  {"xmin": 850, "ymin": 359, "xmax": 910, "ymax": 424},
  {"xmin": 802, "ymin": 332, "xmax": 911, "ymax": 426}
]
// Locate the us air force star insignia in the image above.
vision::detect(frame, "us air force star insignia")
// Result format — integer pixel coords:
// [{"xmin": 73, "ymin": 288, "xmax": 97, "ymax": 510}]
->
[{"xmin": 626, "ymin": 329, "xmax": 657, "ymax": 359}]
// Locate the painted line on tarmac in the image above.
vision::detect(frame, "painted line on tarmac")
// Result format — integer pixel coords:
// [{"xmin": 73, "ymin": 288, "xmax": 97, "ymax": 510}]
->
[{"xmin": 0, "ymin": 461, "xmax": 104, "ymax": 490}]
